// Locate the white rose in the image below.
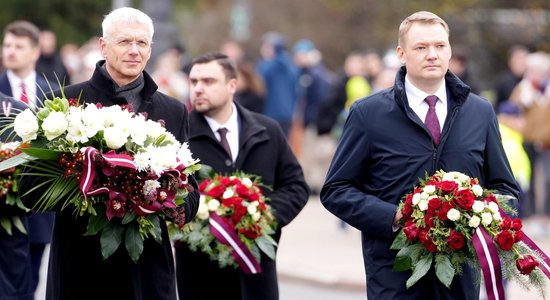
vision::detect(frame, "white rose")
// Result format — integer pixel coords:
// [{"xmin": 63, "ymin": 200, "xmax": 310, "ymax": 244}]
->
[
  {"xmin": 197, "ymin": 201, "xmax": 209, "ymax": 220},
  {"xmin": 412, "ymin": 193, "xmax": 421, "ymax": 206},
  {"xmin": 252, "ymin": 212, "xmax": 261, "ymax": 222},
  {"xmin": 468, "ymin": 215, "xmax": 481, "ymax": 228},
  {"xmin": 472, "ymin": 200, "xmax": 485, "ymax": 213},
  {"xmin": 207, "ymin": 199, "xmax": 220, "ymax": 211},
  {"xmin": 488, "ymin": 202, "xmax": 500, "ymax": 214},
  {"xmin": 13, "ymin": 109, "xmax": 39, "ymax": 141},
  {"xmin": 103, "ymin": 126, "xmax": 128, "ymax": 149},
  {"xmin": 247, "ymin": 203, "xmax": 258, "ymax": 215},
  {"xmin": 418, "ymin": 199, "xmax": 429, "ymax": 211},
  {"xmin": 481, "ymin": 212, "xmax": 493, "ymax": 225},
  {"xmin": 41, "ymin": 111, "xmax": 68, "ymax": 140},
  {"xmin": 493, "ymin": 212, "xmax": 502, "ymax": 222},
  {"xmin": 222, "ymin": 189, "xmax": 234, "ymax": 199},
  {"xmin": 447, "ymin": 208, "xmax": 461, "ymax": 221},
  {"xmin": 241, "ymin": 177, "xmax": 253, "ymax": 188},
  {"xmin": 471, "ymin": 184, "xmax": 483, "ymax": 197},
  {"xmin": 420, "ymin": 192, "xmax": 429, "ymax": 200},
  {"xmin": 423, "ymin": 185, "xmax": 436, "ymax": 195}
]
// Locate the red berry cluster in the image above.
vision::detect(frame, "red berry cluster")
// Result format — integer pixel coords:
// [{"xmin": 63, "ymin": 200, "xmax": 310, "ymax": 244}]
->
[
  {"xmin": 103, "ymin": 168, "xmax": 144, "ymax": 204},
  {"xmin": 58, "ymin": 152, "xmax": 83, "ymax": 181}
]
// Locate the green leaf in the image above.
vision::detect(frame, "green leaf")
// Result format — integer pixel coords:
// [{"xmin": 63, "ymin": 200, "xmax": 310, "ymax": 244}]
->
[
  {"xmin": 125, "ymin": 222, "xmax": 144, "ymax": 263},
  {"xmin": 406, "ymin": 252, "xmax": 433, "ymax": 289},
  {"xmin": 255, "ymin": 236, "xmax": 277, "ymax": 260},
  {"xmin": 150, "ymin": 215, "xmax": 162, "ymax": 244},
  {"xmin": 390, "ymin": 231, "xmax": 408, "ymax": 250},
  {"xmin": 12, "ymin": 216, "xmax": 27, "ymax": 234},
  {"xmin": 121, "ymin": 212, "xmax": 137, "ymax": 225},
  {"xmin": 435, "ymin": 254, "xmax": 455, "ymax": 288},
  {"xmin": 20, "ymin": 147, "xmax": 61, "ymax": 160},
  {"xmin": 0, "ymin": 153, "xmax": 35, "ymax": 172},
  {"xmin": 86, "ymin": 212, "xmax": 109, "ymax": 236},
  {"xmin": 100, "ymin": 222, "xmax": 125, "ymax": 260},
  {"xmin": 1, "ymin": 217, "xmax": 12, "ymax": 235},
  {"xmin": 393, "ymin": 247, "xmax": 414, "ymax": 272}
]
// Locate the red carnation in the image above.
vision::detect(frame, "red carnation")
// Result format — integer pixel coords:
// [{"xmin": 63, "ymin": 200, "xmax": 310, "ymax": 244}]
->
[
  {"xmin": 455, "ymin": 189, "xmax": 475, "ymax": 210},
  {"xmin": 437, "ymin": 181, "xmax": 458, "ymax": 194},
  {"xmin": 448, "ymin": 230, "xmax": 466, "ymax": 251},
  {"xmin": 495, "ymin": 230, "xmax": 515, "ymax": 251},
  {"xmin": 516, "ymin": 255, "xmax": 540, "ymax": 275}
]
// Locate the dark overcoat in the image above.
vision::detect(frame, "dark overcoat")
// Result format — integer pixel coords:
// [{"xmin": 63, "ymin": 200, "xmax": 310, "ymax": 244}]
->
[
  {"xmin": 321, "ymin": 67, "xmax": 520, "ymax": 299},
  {"xmin": 20, "ymin": 60, "xmax": 199, "ymax": 300},
  {"xmin": 175, "ymin": 103, "xmax": 309, "ymax": 300}
]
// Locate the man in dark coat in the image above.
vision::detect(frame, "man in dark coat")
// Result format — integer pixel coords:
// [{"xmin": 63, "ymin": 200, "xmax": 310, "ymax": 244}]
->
[
  {"xmin": 0, "ymin": 20, "xmax": 55, "ymax": 294},
  {"xmin": 0, "ymin": 93, "xmax": 34, "ymax": 300},
  {"xmin": 321, "ymin": 11, "xmax": 519, "ymax": 299},
  {"xmin": 175, "ymin": 52, "xmax": 309, "ymax": 300},
  {"xmin": 19, "ymin": 7, "xmax": 199, "ymax": 300}
]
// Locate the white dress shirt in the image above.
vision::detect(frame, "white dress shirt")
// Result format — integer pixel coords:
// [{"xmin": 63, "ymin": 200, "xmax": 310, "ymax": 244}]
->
[
  {"xmin": 405, "ymin": 75, "xmax": 448, "ymax": 131},
  {"xmin": 204, "ymin": 104, "xmax": 240, "ymax": 162},
  {"xmin": 7, "ymin": 70, "xmax": 38, "ymax": 108}
]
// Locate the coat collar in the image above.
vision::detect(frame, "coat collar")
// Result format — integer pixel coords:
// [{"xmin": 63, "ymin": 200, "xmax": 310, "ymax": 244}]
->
[{"xmin": 88, "ymin": 60, "xmax": 158, "ymax": 105}]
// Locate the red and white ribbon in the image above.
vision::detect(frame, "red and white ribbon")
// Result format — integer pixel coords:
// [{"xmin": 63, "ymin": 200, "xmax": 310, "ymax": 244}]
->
[
  {"xmin": 472, "ymin": 227, "xmax": 505, "ymax": 300},
  {"xmin": 209, "ymin": 212, "xmax": 262, "ymax": 274}
]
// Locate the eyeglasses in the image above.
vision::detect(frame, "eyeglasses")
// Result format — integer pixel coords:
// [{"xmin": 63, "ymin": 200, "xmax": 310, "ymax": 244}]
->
[{"xmin": 111, "ymin": 38, "xmax": 151, "ymax": 50}]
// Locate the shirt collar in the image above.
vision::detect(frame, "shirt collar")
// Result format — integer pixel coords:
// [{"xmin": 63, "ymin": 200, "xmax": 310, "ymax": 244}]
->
[
  {"xmin": 7, "ymin": 70, "xmax": 37, "ymax": 88},
  {"xmin": 204, "ymin": 103, "xmax": 239, "ymax": 135},
  {"xmin": 404, "ymin": 75, "xmax": 447, "ymax": 108}
]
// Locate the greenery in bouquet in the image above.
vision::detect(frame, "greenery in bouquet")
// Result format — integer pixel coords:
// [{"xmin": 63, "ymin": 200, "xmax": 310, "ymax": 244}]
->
[
  {"xmin": 170, "ymin": 169, "xmax": 277, "ymax": 270},
  {"xmin": 1, "ymin": 95, "xmax": 201, "ymax": 262},
  {"xmin": 0, "ymin": 141, "xmax": 28, "ymax": 235},
  {"xmin": 390, "ymin": 170, "xmax": 546, "ymax": 296}
]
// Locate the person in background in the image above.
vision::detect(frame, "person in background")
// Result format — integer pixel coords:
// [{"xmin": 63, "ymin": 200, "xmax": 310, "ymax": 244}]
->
[
  {"xmin": 256, "ymin": 31, "xmax": 299, "ymax": 137},
  {"xmin": 321, "ymin": 11, "xmax": 519, "ymax": 299},
  {"xmin": 175, "ymin": 52, "xmax": 308, "ymax": 300},
  {"xmin": 19, "ymin": 7, "xmax": 199, "ymax": 299},
  {"xmin": 494, "ymin": 45, "xmax": 529, "ymax": 110},
  {"xmin": 0, "ymin": 20, "xmax": 56, "ymax": 297},
  {"xmin": 151, "ymin": 48, "xmax": 191, "ymax": 110},
  {"xmin": 36, "ymin": 29, "xmax": 70, "ymax": 85},
  {"xmin": 448, "ymin": 45, "xmax": 480, "ymax": 94},
  {"xmin": 234, "ymin": 61, "xmax": 265, "ymax": 113}
]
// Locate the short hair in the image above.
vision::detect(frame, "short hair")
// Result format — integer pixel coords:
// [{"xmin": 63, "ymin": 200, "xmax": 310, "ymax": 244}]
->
[
  {"xmin": 3, "ymin": 20, "xmax": 40, "ymax": 47},
  {"xmin": 398, "ymin": 11, "xmax": 449, "ymax": 47},
  {"xmin": 102, "ymin": 7, "xmax": 154, "ymax": 41},
  {"xmin": 191, "ymin": 52, "xmax": 238, "ymax": 81}
]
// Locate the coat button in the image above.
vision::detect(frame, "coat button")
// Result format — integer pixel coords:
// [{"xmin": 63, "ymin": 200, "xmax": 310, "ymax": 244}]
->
[{"xmin": 225, "ymin": 159, "xmax": 232, "ymax": 167}]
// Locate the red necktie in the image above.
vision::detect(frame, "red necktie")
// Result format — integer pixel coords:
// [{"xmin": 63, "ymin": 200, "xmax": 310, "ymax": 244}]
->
[
  {"xmin": 424, "ymin": 95, "xmax": 441, "ymax": 145},
  {"xmin": 218, "ymin": 127, "xmax": 232, "ymax": 158},
  {"xmin": 20, "ymin": 83, "xmax": 29, "ymax": 104}
]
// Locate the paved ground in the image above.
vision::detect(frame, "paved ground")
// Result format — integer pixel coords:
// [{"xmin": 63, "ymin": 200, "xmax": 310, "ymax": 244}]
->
[{"xmin": 277, "ymin": 198, "xmax": 550, "ymax": 300}]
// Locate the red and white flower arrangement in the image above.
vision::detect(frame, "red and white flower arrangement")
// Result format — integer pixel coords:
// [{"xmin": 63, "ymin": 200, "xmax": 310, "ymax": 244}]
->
[
  {"xmin": 172, "ymin": 171, "xmax": 277, "ymax": 274},
  {"xmin": 391, "ymin": 170, "xmax": 549, "ymax": 299},
  {"xmin": 1, "ymin": 96, "xmax": 200, "ymax": 262},
  {"xmin": 0, "ymin": 141, "xmax": 28, "ymax": 235}
]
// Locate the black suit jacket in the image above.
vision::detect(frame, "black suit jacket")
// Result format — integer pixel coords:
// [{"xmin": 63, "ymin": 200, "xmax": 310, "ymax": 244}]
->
[{"xmin": 175, "ymin": 103, "xmax": 309, "ymax": 300}]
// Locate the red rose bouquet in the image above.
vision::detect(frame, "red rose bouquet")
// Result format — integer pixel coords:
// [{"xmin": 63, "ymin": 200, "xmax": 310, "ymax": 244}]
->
[
  {"xmin": 0, "ymin": 96, "xmax": 201, "ymax": 262},
  {"xmin": 0, "ymin": 142, "xmax": 28, "ymax": 235},
  {"xmin": 391, "ymin": 170, "xmax": 548, "ymax": 299},
  {"xmin": 171, "ymin": 171, "xmax": 277, "ymax": 274}
]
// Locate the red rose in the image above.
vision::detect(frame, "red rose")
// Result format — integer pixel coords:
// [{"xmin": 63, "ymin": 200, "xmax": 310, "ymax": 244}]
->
[
  {"xmin": 437, "ymin": 202, "xmax": 453, "ymax": 221},
  {"xmin": 448, "ymin": 230, "xmax": 466, "ymax": 251},
  {"xmin": 500, "ymin": 216, "xmax": 512, "ymax": 231},
  {"xmin": 437, "ymin": 181, "xmax": 458, "ymax": 194},
  {"xmin": 220, "ymin": 177, "xmax": 231, "ymax": 186},
  {"xmin": 514, "ymin": 230, "xmax": 525, "ymax": 242},
  {"xmin": 419, "ymin": 230, "xmax": 437, "ymax": 253},
  {"xmin": 427, "ymin": 197, "xmax": 442, "ymax": 214},
  {"xmin": 235, "ymin": 183, "xmax": 250, "ymax": 198},
  {"xmin": 495, "ymin": 230, "xmax": 515, "ymax": 251},
  {"xmin": 231, "ymin": 204, "xmax": 247, "ymax": 224},
  {"xmin": 424, "ymin": 214, "xmax": 435, "ymax": 228},
  {"xmin": 511, "ymin": 218, "xmax": 523, "ymax": 231},
  {"xmin": 403, "ymin": 221, "xmax": 421, "ymax": 241},
  {"xmin": 239, "ymin": 224, "xmax": 262, "ymax": 240},
  {"xmin": 198, "ymin": 179, "xmax": 211, "ymax": 192},
  {"xmin": 206, "ymin": 185, "xmax": 225, "ymax": 199},
  {"xmin": 483, "ymin": 194, "xmax": 497, "ymax": 203},
  {"xmin": 455, "ymin": 189, "xmax": 475, "ymax": 210},
  {"xmin": 516, "ymin": 255, "xmax": 540, "ymax": 275}
]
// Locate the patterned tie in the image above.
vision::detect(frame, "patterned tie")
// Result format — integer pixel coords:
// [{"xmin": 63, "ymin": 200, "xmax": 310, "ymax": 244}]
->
[
  {"xmin": 424, "ymin": 95, "xmax": 441, "ymax": 145},
  {"xmin": 20, "ymin": 82, "xmax": 29, "ymax": 104},
  {"xmin": 218, "ymin": 127, "xmax": 232, "ymax": 158}
]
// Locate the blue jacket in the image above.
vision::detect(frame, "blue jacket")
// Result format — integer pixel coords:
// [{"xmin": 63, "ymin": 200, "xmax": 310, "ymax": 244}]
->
[{"xmin": 321, "ymin": 66, "xmax": 519, "ymax": 299}]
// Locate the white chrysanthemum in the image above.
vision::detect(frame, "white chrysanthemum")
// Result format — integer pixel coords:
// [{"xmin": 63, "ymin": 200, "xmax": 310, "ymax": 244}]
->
[
  {"xmin": 468, "ymin": 215, "xmax": 481, "ymax": 228},
  {"xmin": 102, "ymin": 105, "xmax": 124, "ymax": 128},
  {"xmin": 143, "ymin": 179, "xmax": 160, "ymax": 194},
  {"xmin": 447, "ymin": 208, "xmax": 461, "ymax": 221},
  {"xmin": 104, "ymin": 126, "xmax": 128, "ymax": 149},
  {"xmin": 14, "ymin": 109, "xmax": 39, "ymax": 142},
  {"xmin": 146, "ymin": 145, "xmax": 179, "ymax": 175},
  {"xmin": 133, "ymin": 151, "xmax": 152, "ymax": 172},
  {"xmin": 41, "ymin": 111, "xmax": 68, "ymax": 140},
  {"xmin": 197, "ymin": 196, "xmax": 209, "ymax": 220},
  {"xmin": 177, "ymin": 142, "xmax": 200, "ymax": 167},
  {"xmin": 223, "ymin": 189, "xmax": 234, "ymax": 199},
  {"xmin": 127, "ymin": 114, "xmax": 148, "ymax": 147},
  {"xmin": 144, "ymin": 119, "xmax": 167, "ymax": 138},
  {"xmin": 241, "ymin": 177, "xmax": 253, "ymax": 188},
  {"xmin": 412, "ymin": 193, "xmax": 421, "ymax": 206},
  {"xmin": 471, "ymin": 184, "xmax": 483, "ymax": 197},
  {"xmin": 418, "ymin": 199, "xmax": 429, "ymax": 211},
  {"xmin": 207, "ymin": 199, "xmax": 220, "ymax": 211},
  {"xmin": 472, "ymin": 200, "xmax": 485, "ymax": 213},
  {"xmin": 488, "ymin": 202, "xmax": 500, "ymax": 214},
  {"xmin": 481, "ymin": 212, "xmax": 493, "ymax": 225},
  {"xmin": 423, "ymin": 185, "xmax": 436, "ymax": 195},
  {"xmin": 81, "ymin": 104, "xmax": 105, "ymax": 138}
]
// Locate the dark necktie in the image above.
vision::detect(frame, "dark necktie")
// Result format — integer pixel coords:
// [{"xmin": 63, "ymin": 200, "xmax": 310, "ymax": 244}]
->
[
  {"xmin": 20, "ymin": 82, "xmax": 29, "ymax": 104},
  {"xmin": 424, "ymin": 95, "xmax": 440, "ymax": 145},
  {"xmin": 218, "ymin": 127, "xmax": 232, "ymax": 158}
]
